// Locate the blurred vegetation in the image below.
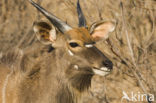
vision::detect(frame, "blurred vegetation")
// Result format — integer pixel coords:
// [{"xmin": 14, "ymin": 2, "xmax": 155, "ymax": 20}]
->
[{"xmin": 0, "ymin": 0, "xmax": 156, "ymax": 103}]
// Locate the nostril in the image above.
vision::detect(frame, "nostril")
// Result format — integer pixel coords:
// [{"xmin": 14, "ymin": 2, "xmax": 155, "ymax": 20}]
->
[{"xmin": 102, "ymin": 60, "xmax": 113, "ymax": 69}]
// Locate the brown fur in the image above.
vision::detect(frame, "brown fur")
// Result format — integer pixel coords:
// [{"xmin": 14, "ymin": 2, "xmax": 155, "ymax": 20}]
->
[
  {"xmin": 0, "ymin": 19, "xmax": 114, "ymax": 103},
  {"xmin": 0, "ymin": 46, "xmax": 93, "ymax": 103}
]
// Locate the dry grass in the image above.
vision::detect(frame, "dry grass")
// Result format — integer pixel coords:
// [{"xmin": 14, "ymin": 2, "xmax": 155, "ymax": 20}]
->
[{"xmin": 0, "ymin": 0, "xmax": 156, "ymax": 103}]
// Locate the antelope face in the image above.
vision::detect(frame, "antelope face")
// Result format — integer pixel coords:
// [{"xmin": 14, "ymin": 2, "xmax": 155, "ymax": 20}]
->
[
  {"xmin": 64, "ymin": 26, "xmax": 114, "ymax": 76},
  {"xmin": 29, "ymin": 0, "xmax": 115, "ymax": 77}
]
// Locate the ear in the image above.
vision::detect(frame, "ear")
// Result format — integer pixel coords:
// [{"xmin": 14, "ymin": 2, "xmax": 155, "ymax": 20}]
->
[
  {"xmin": 33, "ymin": 21, "xmax": 56, "ymax": 45},
  {"xmin": 89, "ymin": 20, "xmax": 116, "ymax": 41}
]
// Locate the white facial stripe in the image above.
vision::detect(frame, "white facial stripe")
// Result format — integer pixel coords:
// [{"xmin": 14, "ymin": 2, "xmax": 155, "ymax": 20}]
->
[
  {"xmin": 74, "ymin": 65, "xmax": 79, "ymax": 70},
  {"xmin": 49, "ymin": 29, "xmax": 56, "ymax": 41},
  {"xmin": 85, "ymin": 44, "xmax": 93, "ymax": 48},
  {"xmin": 93, "ymin": 69, "xmax": 110, "ymax": 76},
  {"xmin": 68, "ymin": 50, "xmax": 74, "ymax": 56}
]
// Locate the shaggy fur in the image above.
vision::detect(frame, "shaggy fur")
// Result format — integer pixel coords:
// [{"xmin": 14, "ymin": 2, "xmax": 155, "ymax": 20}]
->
[{"xmin": 0, "ymin": 46, "xmax": 94, "ymax": 103}]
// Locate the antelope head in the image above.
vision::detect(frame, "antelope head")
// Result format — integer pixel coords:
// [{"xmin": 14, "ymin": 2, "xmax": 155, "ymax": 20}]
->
[{"xmin": 29, "ymin": 0, "xmax": 115, "ymax": 91}]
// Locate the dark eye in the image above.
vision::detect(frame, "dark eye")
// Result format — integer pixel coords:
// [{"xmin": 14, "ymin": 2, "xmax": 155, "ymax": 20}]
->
[{"xmin": 69, "ymin": 42, "xmax": 79, "ymax": 48}]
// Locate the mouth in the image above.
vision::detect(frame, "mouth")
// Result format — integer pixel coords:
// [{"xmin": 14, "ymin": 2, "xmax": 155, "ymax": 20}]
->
[{"xmin": 92, "ymin": 67, "xmax": 112, "ymax": 76}]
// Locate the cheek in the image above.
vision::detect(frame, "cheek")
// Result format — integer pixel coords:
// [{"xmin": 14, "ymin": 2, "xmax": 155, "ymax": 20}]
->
[
  {"xmin": 70, "ymin": 47, "xmax": 83, "ymax": 53},
  {"xmin": 67, "ymin": 48, "xmax": 84, "ymax": 57}
]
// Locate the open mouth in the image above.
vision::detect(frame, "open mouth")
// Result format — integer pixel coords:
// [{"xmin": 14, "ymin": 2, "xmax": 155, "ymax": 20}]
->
[{"xmin": 92, "ymin": 67, "xmax": 111, "ymax": 76}]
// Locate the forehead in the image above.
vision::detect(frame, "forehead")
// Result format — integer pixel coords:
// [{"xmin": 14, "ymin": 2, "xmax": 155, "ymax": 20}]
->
[{"xmin": 65, "ymin": 27, "xmax": 94, "ymax": 44}]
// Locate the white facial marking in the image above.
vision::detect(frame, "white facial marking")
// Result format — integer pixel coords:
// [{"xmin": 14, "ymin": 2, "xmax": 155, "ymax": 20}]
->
[
  {"xmin": 68, "ymin": 50, "xmax": 74, "ymax": 56},
  {"xmin": 33, "ymin": 26, "xmax": 39, "ymax": 33},
  {"xmin": 100, "ymin": 67, "xmax": 110, "ymax": 71},
  {"xmin": 85, "ymin": 44, "xmax": 93, "ymax": 48},
  {"xmin": 49, "ymin": 29, "xmax": 56, "ymax": 41},
  {"xmin": 74, "ymin": 65, "xmax": 79, "ymax": 70},
  {"xmin": 93, "ymin": 69, "xmax": 110, "ymax": 76}
]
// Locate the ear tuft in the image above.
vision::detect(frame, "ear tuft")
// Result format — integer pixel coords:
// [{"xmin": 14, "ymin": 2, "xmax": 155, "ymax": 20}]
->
[
  {"xmin": 33, "ymin": 21, "xmax": 56, "ymax": 45},
  {"xmin": 90, "ymin": 20, "xmax": 116, "ymax": 41}
]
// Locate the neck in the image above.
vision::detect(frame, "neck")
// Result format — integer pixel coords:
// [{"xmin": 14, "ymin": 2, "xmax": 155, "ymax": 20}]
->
[
  {"xmin": 56, "ymin": 73, "xmax": 93, "ymax": 103},
  {"xmin": 28, "ymin": 42, "xmax": 94, "ymax": 103},
  {"xmin": 68, "ymin": 71, "xmax": 93, "ymax": 92},
  {"xmin": 53, "ymin": 52, "xmax": 93, "ymax": 103},
  {"xmin": 60, "ymin": 64, "xmax": 93, "ymax": 103}
]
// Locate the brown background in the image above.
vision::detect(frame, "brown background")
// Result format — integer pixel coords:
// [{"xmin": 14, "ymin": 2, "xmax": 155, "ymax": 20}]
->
[{"xmin": 0, "ymin": 0, "xmax": 156, "ymax": 103}]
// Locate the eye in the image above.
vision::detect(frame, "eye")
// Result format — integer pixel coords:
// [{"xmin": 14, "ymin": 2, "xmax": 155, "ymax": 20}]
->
[{"xmin": 69, "ymin": 42, "xmax": 79, "ymax": 48}]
